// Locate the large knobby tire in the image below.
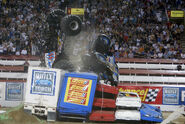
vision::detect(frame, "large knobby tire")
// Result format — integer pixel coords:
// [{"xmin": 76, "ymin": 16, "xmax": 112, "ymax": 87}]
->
[
  {"xmin": 61, "ymin": 15, "xmax": 82, "ymax": 36},
  {"xmin": 47, "ymin": 9, "xmax": 65, "ymax": 28}
]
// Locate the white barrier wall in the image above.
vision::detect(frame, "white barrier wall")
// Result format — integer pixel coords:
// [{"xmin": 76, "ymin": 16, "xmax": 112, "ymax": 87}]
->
[
  {"xmin": 0, "ymin": 60, "xmax": 41, "ymax": 66},
  {"xmin": 0, "ymin": 82, "xmax": 26, "ymax": 107},
  {"xmin": 119, "ymin": 75, "xmax": 185, "ymax": 83},
  {"xmin": 0, "ymin": 73, "xmax": 27, "ymax": 79},
  {"xmin": 117, "ymin": 63, "xmax": 185, "ymax": 70}
]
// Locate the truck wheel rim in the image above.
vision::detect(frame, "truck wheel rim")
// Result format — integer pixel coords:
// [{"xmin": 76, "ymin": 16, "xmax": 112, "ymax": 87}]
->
[{"xmin": 69, "ymin": 21, "xmax": 79, "ymax": 31}]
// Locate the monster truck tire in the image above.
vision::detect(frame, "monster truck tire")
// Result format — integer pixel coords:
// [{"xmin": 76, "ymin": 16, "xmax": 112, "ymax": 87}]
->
[
  {"xmin": 47, "ymin": 9, "xmax": 65, "ymax": 27},
  {"xmin": 61, "ymin": 15, "xmax": 82, "ymax": 36}
]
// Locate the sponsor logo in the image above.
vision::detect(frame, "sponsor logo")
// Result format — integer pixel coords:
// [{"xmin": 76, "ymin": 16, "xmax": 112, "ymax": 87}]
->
[
  {"xmin": 64, "ymin": 77, "xmax": 92, "ymax": 106},
  {"xmin": 6, "ymin": 83, "xmax": 23, "ymax": 101},
  {"xmin": 31, "ymin": 70, "xmax": 56, "ymax": 96},
  {"xmin": 119, "ymin": 88, "xmax": 148, "ymax": 101},
  {"xmin": 163, "ymin": 88, "xmax": 179, "ymax": 104},
  {"xmin": 119, "ymin": 88, "xmax": 159, "ymax": 102}
]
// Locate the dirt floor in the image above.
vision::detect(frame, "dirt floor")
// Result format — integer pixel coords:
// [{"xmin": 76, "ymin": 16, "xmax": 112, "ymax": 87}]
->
[
  {"xmin": 162, "ymin": 112, "xmax": 185, "ymax": 124},
  {"xmin": 0, "ymin": 106, "xmax": 185, "ymax": 124}
]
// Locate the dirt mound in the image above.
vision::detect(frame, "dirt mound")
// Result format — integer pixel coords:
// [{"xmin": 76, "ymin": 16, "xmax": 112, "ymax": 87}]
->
[{"xmin": 0, "ymin": 105, "xmax": 41, "ymax": 124}]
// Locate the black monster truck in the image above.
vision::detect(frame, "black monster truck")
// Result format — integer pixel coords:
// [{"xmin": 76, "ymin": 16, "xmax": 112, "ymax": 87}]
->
[{"xmin": 42, "ymin": 9, "xmax": 118, "ymax": 86}]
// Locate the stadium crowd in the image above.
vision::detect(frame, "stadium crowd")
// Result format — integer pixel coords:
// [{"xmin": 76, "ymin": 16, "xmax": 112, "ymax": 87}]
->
[
  {"xmin": 0, "ymin": 0, "xmax": 63, "ymax": 56},
  {"xmin": 0, "ymin": 0, "xmax": 185, "ymax": 59},
  {"xmin": 84, "ymin": 0, "xmax": 185, "ymax": 59}
]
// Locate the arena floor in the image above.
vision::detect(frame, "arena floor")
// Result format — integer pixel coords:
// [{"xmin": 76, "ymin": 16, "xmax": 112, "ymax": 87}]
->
[{"xmin": 0, "ymin": 107, "xmax": 185, "ymax": 124}]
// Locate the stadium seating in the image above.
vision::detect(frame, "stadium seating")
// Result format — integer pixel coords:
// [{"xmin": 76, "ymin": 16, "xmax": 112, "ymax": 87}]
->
[
  {"xmin": 0, "ymin": 55, "xmax": 41, "ymax": 82},
  {"xmin": 116, "ymin": 58, "xmax": 185, "ymax": 85}
]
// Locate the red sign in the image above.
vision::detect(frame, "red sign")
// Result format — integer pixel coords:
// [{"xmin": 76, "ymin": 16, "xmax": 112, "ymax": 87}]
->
[{"xmin": 118, "ymin": 85, "xmax": 163, "ymax": 104}]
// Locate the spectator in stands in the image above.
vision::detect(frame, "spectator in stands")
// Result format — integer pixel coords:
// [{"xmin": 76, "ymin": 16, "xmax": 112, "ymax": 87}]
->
[
  {"xmin": 15, "ymin": 50, "xmax": 20, "ymax": 56},
  {"xmin": 11, "ymin": 45, "xmax": 16, "ymax": 55},
  {"xmin": 21, "ymin": 47, "xmax": 27, "ymax": 55},
  {"xmin": 0, "ymin": 43, "xmax": 3, "ymax": 55},
  {"xmin": 128, "ymin": 50, "xmax": 134, "ymax": 58},
  {"xmin": 181, "ymin": 52, "xmax": 185, "ymax": 59}
]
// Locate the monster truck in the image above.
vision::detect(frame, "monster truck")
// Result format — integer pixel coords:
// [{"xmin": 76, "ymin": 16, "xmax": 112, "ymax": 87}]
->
[{"xmin": 40, "ymin": 9, "xmax": 118, "ymax": 86}]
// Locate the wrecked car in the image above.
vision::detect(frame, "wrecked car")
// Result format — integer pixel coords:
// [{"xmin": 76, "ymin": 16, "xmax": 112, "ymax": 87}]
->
[
  {"xmin": 116, "ymin": 92, "xmax": 142, "ymax": 108},
  {"xmin": 140, "ymin": 103, "xmax": 163, "ymax": 123}
]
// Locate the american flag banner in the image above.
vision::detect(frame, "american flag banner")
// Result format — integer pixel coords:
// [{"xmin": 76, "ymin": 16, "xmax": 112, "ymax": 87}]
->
[{"xmin": 45, "ymin": 51, "xmax": 56, "ymax": 68}]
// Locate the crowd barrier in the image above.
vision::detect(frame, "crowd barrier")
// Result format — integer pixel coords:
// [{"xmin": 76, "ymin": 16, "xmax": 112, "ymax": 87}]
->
[
  {"xmin": 0, "ymin": 56, "xmax": 184, "ymax": 110},
  {"xmin": 118, "ymin": 84, "xmax": 185, "ymax": 111}
]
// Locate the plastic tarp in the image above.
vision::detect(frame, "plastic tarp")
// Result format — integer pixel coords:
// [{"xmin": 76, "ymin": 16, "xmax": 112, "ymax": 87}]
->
[
  {"xmin": 93, "ymin": 98, "xmax": 116, "ymax": 108},
  {"xmin": 89, "ymin": 110, "xmax": 115, "ymax": 122},
  {"xmin": 57, "ymin": 72, "xmax": 98, "ymax": 116},
  {"xmin": 96, "ymin": 84, "xmax": 118, "ymax": 94}
]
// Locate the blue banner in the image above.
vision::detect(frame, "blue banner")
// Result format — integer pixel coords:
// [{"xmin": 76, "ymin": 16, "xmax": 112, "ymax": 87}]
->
[
  {"xmin": 5, "ymin": 83, "xmax": 24, "ymax": 101},
  {"xmin": 30, "ymin": 70, "xmax": 56, "ymax": 96},
  {"xmin": 163, "ymin": 87, "xmax": 185, "ymax": 105},
  {"xmin": 163, "ymin": 87, "xmax": 179, "ymax": 105},
  {"xmin": 179, "ymin": 87, "xmax": 185, "ymax": 105}
]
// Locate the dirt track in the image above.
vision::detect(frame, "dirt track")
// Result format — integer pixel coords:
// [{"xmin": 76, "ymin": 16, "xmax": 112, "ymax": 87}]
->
[{"xmin": 0, "ymin": 106, "xmax": 185, "ymax": 124}]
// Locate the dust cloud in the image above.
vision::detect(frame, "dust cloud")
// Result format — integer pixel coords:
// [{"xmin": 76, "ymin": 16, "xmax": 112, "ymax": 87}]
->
[{"xmin": 62, "ymin": 28, "xmax": 99, "ymax": 72}]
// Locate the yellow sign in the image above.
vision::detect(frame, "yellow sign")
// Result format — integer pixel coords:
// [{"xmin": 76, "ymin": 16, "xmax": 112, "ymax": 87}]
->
[
  {"xmin": 71, "ymin": 8, "xmax": 84, "ymax": 15},
  {"xmin": 171, "ymin": 11, "xmax": 184, "ymax": 18},
  {"xmin": 64, "ymin": 77, "xmax": 92, "ymax": 106},
  {"xmin": 119, "ymin": 88, "xmax": 149, "ymax": 101}
]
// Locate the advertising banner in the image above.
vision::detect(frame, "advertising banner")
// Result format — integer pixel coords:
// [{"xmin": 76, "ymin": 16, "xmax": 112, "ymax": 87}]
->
[
  {"xmin": 163, "ymin": 87, "xmax": 179, "ymax": 105},
  {"xmin": 118, "ymin": 86, "xmax": 163, "ymax": 104},
  {"xmin": 45, "ymin": 51, "xmax": 56, "ymax": 68},
  {"xmin": 64, "ymin": 77, "xmax": 92, "ymax": 106},
  {"xmin": 162, "ymin": 87, "xmax": 185, "ymax": 105},
  {"xmin": 179, "ymin": 87, "xmax": 185, "ymax": 105},
  {"xmin": 30, "ymin": 70, "xmax": 56, "ymax": 96},
  {"xmin": 5, "ymin": 83, "xmax": 23, "ymax": 101},
  {"xmin": 68, "ymin": 8, "xmax": 85, "ymax": 15},
  {"xmin": 118, "ymin": 85, "xmax": 185, "ymax": 105},
  {"xmin": 170, "ymin": 11, "xmax": 184, "ymax": 18},
  {"xmin": 0, "ymin": 84, "xmax": 4, "ymax": 100}
]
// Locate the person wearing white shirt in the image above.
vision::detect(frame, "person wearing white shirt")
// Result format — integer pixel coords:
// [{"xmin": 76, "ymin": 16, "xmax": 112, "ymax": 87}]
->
[
  {"xmin": 21, "ymin": 48, "xmax": 27, "ymax": 55},
  {"xmin": 11, "ymin": 45, "xmax": 16, "ymax": 55},
  {"xmin": 15, "ymin": 51, "xmax": 20, "ymax": 56},
  {"xmin": 181, "ymin": 53, "xmax": 185, "ymax": 59},
  {"xmin": 0, "ymin": 45, "xmax": 3, "ymax": 55},
  {"xmin": 158, "ymin": 52, "xmax": 163, "ymax": 58},
  {"xmin": 114, "ymin": 42, "xmax": 119, "ymax": 51}
]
